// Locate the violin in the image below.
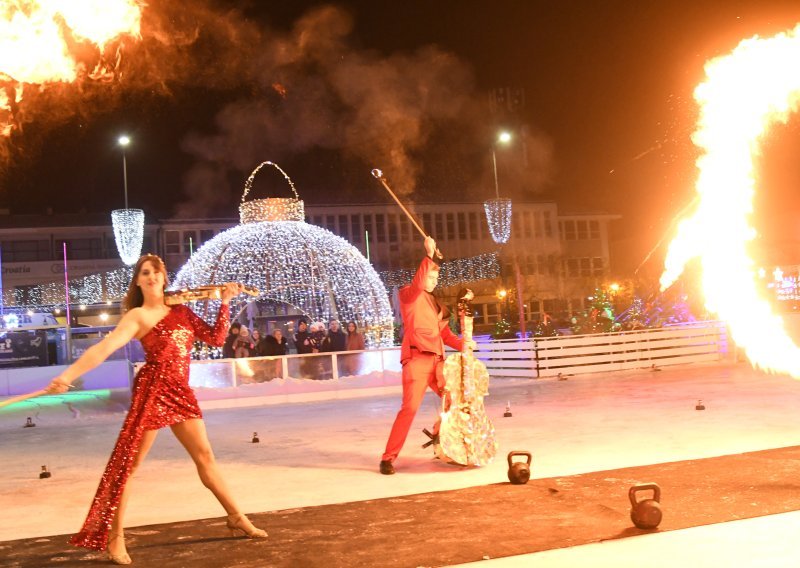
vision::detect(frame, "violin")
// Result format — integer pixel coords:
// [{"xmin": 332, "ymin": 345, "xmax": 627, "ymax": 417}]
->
[
  {"xmin": 164, "ymin": 284, "xmax": 259, "ymax": 305},
  {"xmin": 436, "ymin": 289, "xmax": 498, "ymax": 466}
]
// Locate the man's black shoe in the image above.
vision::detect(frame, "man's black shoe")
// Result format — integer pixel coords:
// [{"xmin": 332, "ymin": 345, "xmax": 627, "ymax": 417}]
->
[{"xmin": 379, "ymin": 460, "xmax": 395, "ymax": 475}]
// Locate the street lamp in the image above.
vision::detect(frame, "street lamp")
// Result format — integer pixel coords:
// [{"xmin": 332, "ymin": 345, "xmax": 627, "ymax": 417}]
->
[
  {"xmin": 111, "ymin": 134, "xmax": 145, "ymax": 266},
  {"xmin": 484, "ymin": 130, "xmax": 527, "ymax": 337},
  {"xmin": 118, "ymin": 135, "xmax": 130, "ymax": 208}
]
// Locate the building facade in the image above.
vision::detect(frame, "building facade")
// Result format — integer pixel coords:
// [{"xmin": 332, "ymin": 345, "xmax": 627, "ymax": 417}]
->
[{"xmin": 0, "ymin": 202, "xmax": 618, "ymax": 330}]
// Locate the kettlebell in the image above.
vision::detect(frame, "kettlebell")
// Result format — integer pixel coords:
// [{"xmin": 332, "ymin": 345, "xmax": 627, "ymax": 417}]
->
[
  {"xmin": 629, "ymin": 482, "xmax": 662, "ymax": 529},
  {"xmin": 507, "ymin": 451, "xmax": 532, "ymax": 484}
]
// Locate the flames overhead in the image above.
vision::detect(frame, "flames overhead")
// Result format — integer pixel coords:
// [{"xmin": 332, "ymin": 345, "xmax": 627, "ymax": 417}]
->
[
  {"xmin": 661, "ymin": 24, "xmax": 800, "ymax": 376},
  {"xmin": 0, "ymin": 0, "xmax": 142, "ymax": 135}
]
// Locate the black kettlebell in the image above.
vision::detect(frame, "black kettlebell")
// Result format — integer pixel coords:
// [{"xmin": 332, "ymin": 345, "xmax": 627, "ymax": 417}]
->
[
  {"xmin": 629, "ymin": 483, "xmax": 662, "ymax": 529},
  {"xmin": 507, "ymin": 451, "xmax": 532, "ymax": 484}
]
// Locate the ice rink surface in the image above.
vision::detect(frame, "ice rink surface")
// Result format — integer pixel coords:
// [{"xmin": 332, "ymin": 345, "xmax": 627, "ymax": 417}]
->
[{"xmin": 3, "ymin": 360, "xmax": 800, "ymax": 566}]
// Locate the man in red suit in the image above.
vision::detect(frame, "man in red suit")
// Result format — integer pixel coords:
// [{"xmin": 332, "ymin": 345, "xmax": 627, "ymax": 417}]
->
[{"xmin": 380, "ymin": 236, "xmax": 467, "ymax": 474}]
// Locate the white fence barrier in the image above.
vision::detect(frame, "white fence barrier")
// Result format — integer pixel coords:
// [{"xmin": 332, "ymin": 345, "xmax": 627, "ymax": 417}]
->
[{"xmin": 477, "ymin": 321, "xmax": 728, "ymax": 378}]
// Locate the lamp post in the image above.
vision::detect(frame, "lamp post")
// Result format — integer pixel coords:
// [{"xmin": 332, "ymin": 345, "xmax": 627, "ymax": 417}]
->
[
  {"xmin": 111, "ymin": 134, "xmax": 145, "ymax": 266},
  {"xmin": 484, "ymin": 130, "xmax": 526, "ymax": 338},
  {"xmin": 118, "ymin": 135, "xmax": 130, "ymax": 208},
  {"xmin": 491, "ymin": 130, "xmax": 512, "ymax": 199}
]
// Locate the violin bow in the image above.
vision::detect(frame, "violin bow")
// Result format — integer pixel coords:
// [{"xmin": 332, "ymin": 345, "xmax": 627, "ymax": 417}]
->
[{"xmin": 371, "ymin": 169, "xmax": 443, "ymax": 259}]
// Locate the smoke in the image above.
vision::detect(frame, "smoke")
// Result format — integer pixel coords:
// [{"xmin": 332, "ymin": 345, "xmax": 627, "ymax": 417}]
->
[
  {"xmin": 179, "ymin": 5, "xmax": 482, "ymax": 214},
  {"xmin": 1, "ymin": 1, "xmax": 555, "ymax": 214}
]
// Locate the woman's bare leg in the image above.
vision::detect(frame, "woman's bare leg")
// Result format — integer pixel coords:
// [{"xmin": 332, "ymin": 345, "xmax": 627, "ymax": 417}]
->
[
  {"xmin": 108, "ymin": 428, "xmax": 159, "ymax": 558},
  {"xmin": 170, "ymin": 419, "xmax": 265, "ymax": 536}
]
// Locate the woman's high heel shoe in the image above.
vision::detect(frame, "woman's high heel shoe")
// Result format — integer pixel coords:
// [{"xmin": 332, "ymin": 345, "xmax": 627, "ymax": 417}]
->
[
  {"xmin": 226, "ymin": 513, "xmax": 268, "ymax": 539},
  {"xmin": 107, "ymin": 532, "xmax": 132, "ymax": 565}
]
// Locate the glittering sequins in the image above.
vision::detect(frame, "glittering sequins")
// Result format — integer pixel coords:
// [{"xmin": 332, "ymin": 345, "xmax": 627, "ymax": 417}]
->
[{"xmin": 69, "ymin": 304, "xmax": 230, "ymax": 551}]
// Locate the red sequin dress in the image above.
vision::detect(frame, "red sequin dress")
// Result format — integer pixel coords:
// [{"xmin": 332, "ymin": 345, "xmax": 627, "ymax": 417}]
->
[{"xmin": 70, "ymin": 303, "xmax": 229, "ymax": 550}]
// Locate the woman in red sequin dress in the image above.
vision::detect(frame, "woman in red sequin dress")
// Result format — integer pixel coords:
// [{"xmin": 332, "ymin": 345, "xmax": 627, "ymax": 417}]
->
[{"xmin": 47, "ymin": 254, "xmax": 267, "ymax": 564}]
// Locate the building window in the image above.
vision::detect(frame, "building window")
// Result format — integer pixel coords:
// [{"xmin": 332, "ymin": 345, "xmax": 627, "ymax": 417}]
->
[
  {"xmin": 339, "ymin": 215, "xmax": 349, "ymax": 238},
  {"xmin": 457, "ymin": 212, "xmax": 466, "ymax": 240},
  {"xmin": 199, "ymin": 229, "xmax": 215, "ymax": 244},
  {"xmin": 351, "ymin": 215, "xmax": 362, "ymax": 243},
  {"xmin": 468, "ymin": 212, "xmax": 478, "ymax": 239},
  {"xmin": 1, "ymin": 239, "xmax": 50, "ymax": 262},
  {"xmin": 590, "ymin": 220, "xmax": 600, "ymax": 239},
  {"xmin": 534, "ymin": 212, "xmax": 542, "ymax": 238},
  {"xmin": 434, "ymin": 214, "xmax": 444, "ymax": 240},
  {"xmin": 547, "ymin": 254, "xmax": 557, "ymax": 275},
  {"xmin": 165, "ymin": 231, "xmax": 180, "ymax": 254},
  {"xmin": 446, "ymin": 213, "xmax": 455, "ymax": 241},
  {"xmin": 567, "ymin": 258, "xmax": 579, "ymax": 277},
  {"xmin": 363, "ymin": 215, "xmax": 373, "ymax": 242},
  {"xmin": 64, "ymin": 238, "xmax": 102, "ymax": 260},
  {"xmin": 592, "ymin": 257, "xmax": 604, "ymax": 276},
  {"xmin": 526, "ymin": 254, "xmax": 536, "ymax": 274},
  {"xmin": 388, "ymin": 214, "xmax": 398, "ymax": 242},
  {"xmin": 523, "ymin": 211, "xmax": 532, "ymax": 238},
  {"xmin": 563, "ymin": 221, "xmax": 576, "ymax": 240},
  {"xmin": 577, "ymin": 220, "xmax": 588, "ymax": 240},
  {"xmin": 543, "ymin": 211, "xmax": 553, "ymax": 237},
  {"xmin": 375, "ymin": 214, "xmax": 386, "ymax": 242},
  {"xmin": 183, "ymin": 231, "xmax": 197, "ymax": 253},
  {"xmin": 580, "ymin": 257, "xmax": 591, "ymax": 276},
  {"xmin": 326, "ymin": 215, "xmax": 336, "ymax": 233},
  {"xmin": 537, "ymin": 254, "xmax": 546, "ymax": 275},
  {"xmin": 400, "ymin": 216, "xmax": 410, "ymax": 241},
  {"xmin": 423, "ymin": 213, "xmax": 432, "ymax": 237},
  {"xmin": 313, "ymin": 215, "xmax": 323, "ymax": 227}
]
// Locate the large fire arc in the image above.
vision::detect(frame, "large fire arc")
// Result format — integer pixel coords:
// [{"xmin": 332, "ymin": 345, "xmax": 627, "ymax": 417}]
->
[{"xmin": 661, "ymin": 24, "xmax": 800, "ymax": 376}]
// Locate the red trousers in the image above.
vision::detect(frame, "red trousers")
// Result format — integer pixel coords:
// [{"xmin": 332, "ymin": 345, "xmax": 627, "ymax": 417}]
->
[{"xmin": 382, "ymin": 352, "xmax": 444, "ymax": 462}]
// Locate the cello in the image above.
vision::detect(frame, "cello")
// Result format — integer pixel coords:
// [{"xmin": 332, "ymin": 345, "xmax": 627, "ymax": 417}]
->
[{"xmin": 435, "ymin": 288, "xmax": 498, "ymax": 466}]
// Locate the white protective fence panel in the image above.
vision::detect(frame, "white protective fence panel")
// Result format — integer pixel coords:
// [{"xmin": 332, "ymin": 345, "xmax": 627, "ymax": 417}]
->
[
  {"xmin": 534, "ymin": 321, "xmax": 728, "ymax": 378},
  {"xmin": 474, "ymin": 321, "xmax": 728, "ymax": 378}
]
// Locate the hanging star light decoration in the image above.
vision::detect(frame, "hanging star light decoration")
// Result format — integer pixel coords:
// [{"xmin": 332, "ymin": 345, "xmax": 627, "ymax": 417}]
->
[{"xmin": 172, "ymin": 161, "xmax": 395, "ymax": 347}]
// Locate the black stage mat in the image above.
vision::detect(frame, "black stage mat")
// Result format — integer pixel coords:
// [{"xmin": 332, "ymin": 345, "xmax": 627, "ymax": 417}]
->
[{"xmin": 5, "ymin": 445, "xmax": 800, "ymax": 567}]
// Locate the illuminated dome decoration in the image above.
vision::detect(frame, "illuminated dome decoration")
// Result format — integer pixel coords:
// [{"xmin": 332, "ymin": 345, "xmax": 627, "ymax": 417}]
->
[{"xmin": 173, "ymin": 161, "xmax": 394, "ymax": 346}]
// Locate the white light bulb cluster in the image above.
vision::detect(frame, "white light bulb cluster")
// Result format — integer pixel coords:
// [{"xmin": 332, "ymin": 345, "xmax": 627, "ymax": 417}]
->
[
  {"xmin": 380, "ymin": 252, "xmax": 500, "ymax": 289},
  {"xmin": 111, "ymin": 209, "xmax": 145, "ymax": 266},
  {"xmin": 484, "ymin": 198, "xmax": 513, "ymax": 244}
]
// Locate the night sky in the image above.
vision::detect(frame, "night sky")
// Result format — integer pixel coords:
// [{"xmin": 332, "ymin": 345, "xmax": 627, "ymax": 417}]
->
[{"xmin": 3, "ymin": 0, "xmax": 800, "ymax": 274}]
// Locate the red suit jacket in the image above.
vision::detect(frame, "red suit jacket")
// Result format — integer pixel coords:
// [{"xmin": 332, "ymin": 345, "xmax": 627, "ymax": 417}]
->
[{"xmin": 399, "ymin": 256, "xmax": 463, "ymax": 364}]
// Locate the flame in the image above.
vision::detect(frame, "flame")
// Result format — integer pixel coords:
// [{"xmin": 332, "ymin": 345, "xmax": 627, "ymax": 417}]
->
[
  {"xmin": 661, "ymin": 24, "xmax": 800, "ymax": 376},
  {"xmin": 0, "ymin": 0, "xmax": 142, "ymax": 134}
]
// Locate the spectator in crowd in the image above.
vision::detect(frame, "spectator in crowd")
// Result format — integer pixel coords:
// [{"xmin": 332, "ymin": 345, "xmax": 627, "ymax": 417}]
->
[
  {"xmin": 223, "ymin": 321, "xmax": 241, "ymax": 358},
  {"xmin": 308, "ymin": 322, "xmax": 327, "ymax": 353},
  {"xmin": 251, "ymin": 328, "xmax": 267, "ymax": 357},
  {"xmin": 340, "ymin": 321, "xmax": 366, "ymax": 377},
  {"xmin": 322, "ymin": 320, "xmax": 347, "ymax": 352},
  {"xmin": 264, "ymin": 329, "xmax": 288, "ymax": 356},
  {"xmin": 294, "ymin": 320, "xmax": 312, "ymax": 355},
  {"xmin": 234, "ymin": 326, "xmax": 254, "ymax": 358},
  {"xmin": 262, "ymin": 329, "xmax": 287, "ymax": 379},
  {"xmin": 345, "ymin": 321, "xmax": 366, "ymax": 351}
]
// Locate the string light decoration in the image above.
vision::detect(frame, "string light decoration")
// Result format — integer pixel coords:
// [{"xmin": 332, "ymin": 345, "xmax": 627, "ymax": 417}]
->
[
  {"xmin": 380, "ymin": 252, "xmax": 500, "ymax": 289},
  {"xmin": 2, "ymin": 267, "xmax": 135, "ymax": 312},
  {"xmin": 483, "ymin": 198, "xmax": 512, "ymax": 244},
  {"xmin": 111, "ymin": 208, "xmax": 145, "ymax": 266},
  {"xmin": 173, "ymin": 161, "xmax": 395, "ymax": 347}
]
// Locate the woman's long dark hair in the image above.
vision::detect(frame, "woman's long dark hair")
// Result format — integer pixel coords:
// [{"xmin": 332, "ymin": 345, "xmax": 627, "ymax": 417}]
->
[{"xmin": 124, "ymin": 254, "xmax": 169, "ymax": 311}]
